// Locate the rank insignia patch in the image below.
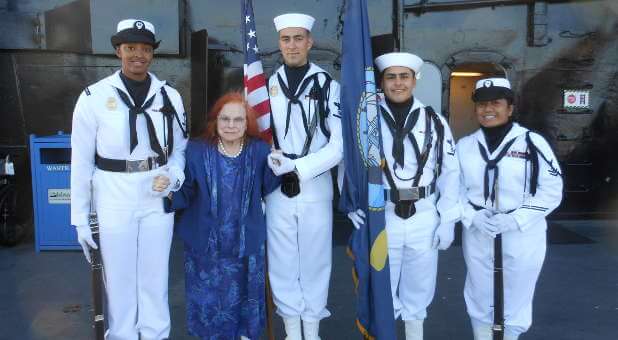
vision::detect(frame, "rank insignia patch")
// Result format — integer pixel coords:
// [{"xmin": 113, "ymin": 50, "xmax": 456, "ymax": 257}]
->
[
  {"xmin": 269, "ymin": 85, "xmax": 278, "ymax": 97},
  {"xmin": 106, "ymin": 97, "xmax": 117, "ymax": 110}
]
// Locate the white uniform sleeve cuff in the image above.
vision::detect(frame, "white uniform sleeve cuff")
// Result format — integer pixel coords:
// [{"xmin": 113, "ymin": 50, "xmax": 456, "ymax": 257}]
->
[
  {"xmin": 460, "ymin": 203, "xmax": 477, "ymax": 229},
  {"xmin": 168, "ymin": 166, "xmax": 185, "ymax": 192},
  {"xmin": 71, "ymin": 212, "xmax": 89, "ymax": 228},
  {"xmin": 439, "ymin": 205, "xmax": 461, "ymax": 225},
  {"xmin": 293, "ymin": 158, "xmax": 311, "ymax": 182},
  {"xmin": 511, "ymin": 212, "xmax": 529, "ymax": 231}
]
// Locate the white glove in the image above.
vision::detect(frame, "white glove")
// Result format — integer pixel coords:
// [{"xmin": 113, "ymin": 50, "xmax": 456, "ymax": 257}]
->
[
  {"xmin": 267, "ymin": 152, "xmax": 278, "ymax": 172},
  {"xmin": 471, "ymin": 209, "xmax": 498, "ymax": 238},
  {"xmin": 267, "ymin": 152, "xmax": 296, "ymax": 176},
  {"xmin": 347, "ymin": 209, "xmax": 366, "ymax": 230},
  {"xmin": 488, "ymin": 213, "xmax": 519, "ymax": 234},
  {"xmin": 432, "ymin": 223, "xmax": 455, "ymax": 250},
  {"xmin": 76, "ymin": 225, "xmax": 97, "ymax": 263}
]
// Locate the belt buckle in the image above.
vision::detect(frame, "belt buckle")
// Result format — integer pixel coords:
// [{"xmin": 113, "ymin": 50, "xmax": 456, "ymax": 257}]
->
[
  {"xmin": 399, "ymin": 187, "xmax": 420, "ymax": 201},
  {"xmin": 126, "ymin": 159, "xmax": 149, "ymax": 173},
  {"xmin": 151, "ymin": 157, "xmax": 159, "ymax": 169},
  {"xmin": 418, "ymin": 186, "xmax": 426, "ymax": 198}
]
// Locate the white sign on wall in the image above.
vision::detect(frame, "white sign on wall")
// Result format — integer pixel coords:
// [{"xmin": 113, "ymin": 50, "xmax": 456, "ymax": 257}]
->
[
  {"xmin": 48, "ymin": 189, "xmax": 70, "ymax": 204},
  {"xmin": 563, "ymin": 90, "xmax": 590, "ymax": 110}
]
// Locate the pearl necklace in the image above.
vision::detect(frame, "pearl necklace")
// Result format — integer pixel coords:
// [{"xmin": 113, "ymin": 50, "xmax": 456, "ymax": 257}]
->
[{"xmin": 218, "ymin": 138, "xmax": 244, "ymax": 158}]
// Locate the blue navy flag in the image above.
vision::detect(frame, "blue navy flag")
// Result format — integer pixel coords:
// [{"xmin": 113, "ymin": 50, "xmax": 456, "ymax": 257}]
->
[{"xmin": 339, "ymin": 0, "xmax": 396, "ymax": 339}]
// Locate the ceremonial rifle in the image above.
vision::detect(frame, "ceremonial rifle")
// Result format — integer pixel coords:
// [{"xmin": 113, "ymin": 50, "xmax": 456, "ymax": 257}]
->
[
  {"xmin": 492, "ymin": 180, "xmax": 505, "ymax": 340},
  {"xmin": 88, "ymin": 184, "xmax": 105, "ymax": 340}
]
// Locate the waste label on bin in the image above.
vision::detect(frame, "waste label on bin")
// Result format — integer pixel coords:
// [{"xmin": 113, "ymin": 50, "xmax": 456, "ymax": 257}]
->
[
  {"xmin": 46, "ymin": 165, "xmax": 70, "ymax": 172},
  {"xmin": 48, "ymin": 189, "xmax": 71, "ymax": 204}
]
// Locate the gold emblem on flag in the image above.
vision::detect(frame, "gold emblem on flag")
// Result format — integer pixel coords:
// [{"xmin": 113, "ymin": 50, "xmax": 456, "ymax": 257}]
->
[
  {"xmin": 106, "ymin": 97, "xmax": 117, "ymax": 110},
  {"xmin": 270, "ymin": 85, "xmax": 278, "ymax": 97},
  {"xmin": 370, "ymin": 230, "xmax": 388, "ymax": 271}
]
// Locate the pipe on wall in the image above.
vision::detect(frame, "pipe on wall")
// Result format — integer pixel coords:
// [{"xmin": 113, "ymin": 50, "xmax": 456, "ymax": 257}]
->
[{"xmin": 404, "ymin": 0, "xmax": 602, "ymax": 14}]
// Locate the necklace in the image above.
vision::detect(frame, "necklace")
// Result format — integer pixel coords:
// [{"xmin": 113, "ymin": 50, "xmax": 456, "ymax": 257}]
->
[{"xmin": 218, "ymin": 138, "xmax": 244, "ymax": 158}]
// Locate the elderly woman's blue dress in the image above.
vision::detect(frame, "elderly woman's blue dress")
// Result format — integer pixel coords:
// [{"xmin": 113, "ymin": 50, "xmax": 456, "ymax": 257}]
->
[{"xmin": 165, "ymin": 138, "xmax": 279, "ymax": 340}]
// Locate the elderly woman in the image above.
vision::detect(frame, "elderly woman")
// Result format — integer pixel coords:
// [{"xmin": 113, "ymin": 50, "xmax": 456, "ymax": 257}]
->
[
  {"xmin": 457, "ymin": 78, "xmax": 563, "ymax": 340},
  {"xmin": 163, "ymin": 92, "xmax": 279, "ymax": 340}
]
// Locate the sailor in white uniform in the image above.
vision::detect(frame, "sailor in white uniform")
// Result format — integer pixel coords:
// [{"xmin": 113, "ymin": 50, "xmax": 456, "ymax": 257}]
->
[
  {"xmin": 457, "ymin": 78, "xmax": 563, "ymax": 340},
  {"xmin": 70, "ymin": 19, "xmax": 188, "ymax": 340},
  {"xmin": 264, "ymin": 13, "xmax": 343, "ymax": 340},
  {"xmin": 348, "ymin": 52, "xmax": 461, "ymax": 340}
]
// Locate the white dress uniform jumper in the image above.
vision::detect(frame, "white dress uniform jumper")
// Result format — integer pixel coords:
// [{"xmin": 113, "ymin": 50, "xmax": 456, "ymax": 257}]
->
[
  {"xmin": 378, "ymin": 96, "xmax": 461, "ymax": 326},
  {"xmin": 265, "ymin": 62, "xmax": 343, "ymax": 327},
  {"xmin": 71, "ymin": 70, "xmax": 187, "ymax": 340},
  {"xmin": 458, "ymin": 123, "xmax": 563, "ymax": 338}
]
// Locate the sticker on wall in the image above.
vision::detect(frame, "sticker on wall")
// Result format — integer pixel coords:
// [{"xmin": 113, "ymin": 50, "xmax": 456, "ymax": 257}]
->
[
  {"xmin": 563, "ymin": 89, "xmax": 590, "ymax": 110},
  {"xmin": 48, "ymin": 189, "xmax": 70, "ymax": 204}
]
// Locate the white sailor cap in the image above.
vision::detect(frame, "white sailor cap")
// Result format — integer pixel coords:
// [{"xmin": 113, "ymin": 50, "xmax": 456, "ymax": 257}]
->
[
  {"xmin": 273, "ymin": 13, "xmax": 315, "ymax": 32},
  {"xmin": 111, "ymin": 19, "xmax": 160, "ymax": 49},
  {"xmin": 117, "ymin": 19, "xmax": 156, "ymax": 34},
  {"xmin": 375, "ymin": 52, "xmax": 424, "ymax": 78},
  {"xmin": 472, "ymin": 77, "xmax": 514, "ymax": 102}
]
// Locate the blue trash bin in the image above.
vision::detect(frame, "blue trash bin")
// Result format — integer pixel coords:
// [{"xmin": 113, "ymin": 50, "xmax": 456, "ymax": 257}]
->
[{"xmin": 29, "ymin": 132, "xmax": 80, "ymax": 251}]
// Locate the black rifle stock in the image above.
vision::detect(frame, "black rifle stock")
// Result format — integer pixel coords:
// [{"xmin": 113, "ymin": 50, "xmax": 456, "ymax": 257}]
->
[
  {"xmin": 492, "ymin": 181, "xmax": 505, "ymax": 340},
  {"xmin": 88, "ymin": 207, "xmax": 105, "ymax": 339}
]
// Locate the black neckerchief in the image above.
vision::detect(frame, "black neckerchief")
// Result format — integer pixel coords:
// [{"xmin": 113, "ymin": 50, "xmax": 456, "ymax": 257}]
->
[
  {"xmin": 381, "ymin": 100, "xmax": 422, "ymax": 169},
  {"xmin": 481, "ymin": 120, "xmax": 513, "ymax": 153},
  {"xmin": 385, "ymin": 96, "xmax": 413, "ymax": 129},
  {"xmin": 276, "ymin": 71, "xmax": 319, "ymax": 139},
  {"xmin": 284, "ymin": 63, "xmax": 310, "ymax": 96},
  {"xmin": 478, "ymin": 136, "xmax": 517, "ymax": 204},
  {"xmin": 120, "ymin": 72, "xmax": 151, "ymax": 108},
  {"xmin": 116, "ymin": 72, "xmax": 159, "ymax": 157}
]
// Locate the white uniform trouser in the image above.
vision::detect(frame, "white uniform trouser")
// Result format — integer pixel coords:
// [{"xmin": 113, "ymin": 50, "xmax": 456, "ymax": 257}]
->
[
  {"xmin": 385, "ymin": 203, "xmax": 439, "ymax": 321},
  {"xmin": 97, "ymin": 203, "xmax": 174, "ymax": 340},
  {"xmin": 463, "ymin": 226, "xmax": 547, "ymax": 335},
  {"xmin": 266, "ymin": 194, "xmax": 332, "ymax": 322}
]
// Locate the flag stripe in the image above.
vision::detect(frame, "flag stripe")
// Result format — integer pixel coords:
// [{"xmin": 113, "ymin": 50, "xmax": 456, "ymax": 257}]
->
[
  {"xmin": 252, "ymin": 100, "xmax": 272, "ymax": 115},
  {"xmin": 246, "ymin": 73, "xmax": 267, "ymax": 93},
  {"xmin": 246, "ymin": 61, "xmax": 264, "ymax": 79},
  {"xmin": 247, "ymin": 86, "xmax": 270, "ymax": 107},
  {"xmin": 257, "ymin": 113, "xmax": 270, "ymax": 131}
]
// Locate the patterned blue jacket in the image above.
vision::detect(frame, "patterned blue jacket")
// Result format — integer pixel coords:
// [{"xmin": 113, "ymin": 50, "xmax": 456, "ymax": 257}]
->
[{"xmin": 165, "ymin": 138, "xmax": 280, "ymax": 256}]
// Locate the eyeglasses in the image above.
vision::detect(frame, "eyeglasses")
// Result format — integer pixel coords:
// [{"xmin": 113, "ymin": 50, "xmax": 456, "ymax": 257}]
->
[{"xmin": 218, "ymin": 116, "xmax": 246, "ymax": 126}]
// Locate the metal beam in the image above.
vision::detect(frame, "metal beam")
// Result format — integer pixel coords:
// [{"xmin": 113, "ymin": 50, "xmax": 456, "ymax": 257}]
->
[
  {"xmin": 404, "ymin": 0, "xmax": 602, "ymax": 14},
  {"xmin": 393, "ymin": 0, "xmax": 401, "ymax": 51}
]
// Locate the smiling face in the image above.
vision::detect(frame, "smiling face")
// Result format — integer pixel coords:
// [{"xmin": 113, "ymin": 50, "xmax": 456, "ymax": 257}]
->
[
  {"xmin": 474, "ymin": 98, "xmax": 513, "ymax": 127},
  {"xmin": 217, "ymin": 102, "xmax": 247, "ymax": 144},
  {"xmin": 278, "ymin": 27, "xmax": 313, "ymax": 67},
  {"xmin": 115, "ymin": 42, "xmax": 154, "ymax": 81},
  {"xmin": 382, "ymin": 66, "xmax": 416, "ymax": 103}
]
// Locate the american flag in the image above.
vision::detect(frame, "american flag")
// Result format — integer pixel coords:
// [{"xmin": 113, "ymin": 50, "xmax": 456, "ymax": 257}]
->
[{"xmin": 242, "ymin": 0, "xmax": 272, "ymax": 138}]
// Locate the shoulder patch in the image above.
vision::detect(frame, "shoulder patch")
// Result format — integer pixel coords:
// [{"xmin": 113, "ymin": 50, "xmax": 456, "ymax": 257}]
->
[{"xmin": 446, "ymin": 138, "xmax": 456, "ymax": 156}]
